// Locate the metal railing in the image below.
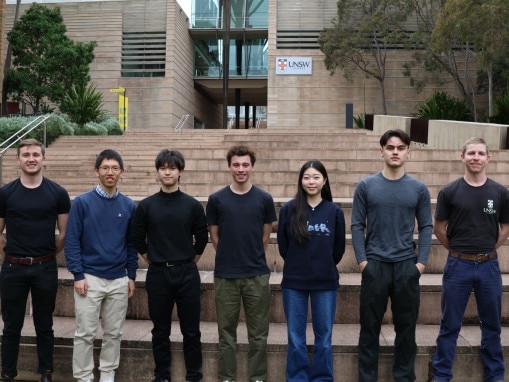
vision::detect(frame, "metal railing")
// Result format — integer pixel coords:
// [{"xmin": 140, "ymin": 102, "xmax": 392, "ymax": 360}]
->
[
  {"xmin": 0, "ymin": 113, "xmax": 52, "ymax": 184},
  {"xmin": 0, "ymin": 114, "xmax": 52, "ymax": 157},
  {"xmin": 173, "ymin": 114, "xmax": 190, "ymax": 133}
]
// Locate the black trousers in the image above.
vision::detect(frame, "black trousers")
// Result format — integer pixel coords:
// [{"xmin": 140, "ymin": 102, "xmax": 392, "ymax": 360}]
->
[
  {"xmin": 146, "ymin": 261, "xmax": 202, "ymax": 381},
  {"xmin": 0, "ymin": 260, "xmax": 58, "ymax": 377},
  {"xmin": 358, "ymin": 258, "xmax": 421, "ymax": 382}
]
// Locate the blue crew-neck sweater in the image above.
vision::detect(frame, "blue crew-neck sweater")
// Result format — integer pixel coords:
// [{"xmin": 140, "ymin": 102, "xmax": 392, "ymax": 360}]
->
[{"xmin": 65, "ymin": 189, "xmax": 138, "ymax": 281}]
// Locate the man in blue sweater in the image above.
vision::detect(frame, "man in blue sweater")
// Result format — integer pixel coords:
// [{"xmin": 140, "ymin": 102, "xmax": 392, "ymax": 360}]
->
[
  {"xmin": 65, "ymin": 149, "xmax": 138, "ymax": 382},
  {"xmin": 351, "ymin": 129, "xmax": 433, "ymax": 382},
  {"xmin": 131, "ymin": 149, "xmax": 208, "ymax": 382}
]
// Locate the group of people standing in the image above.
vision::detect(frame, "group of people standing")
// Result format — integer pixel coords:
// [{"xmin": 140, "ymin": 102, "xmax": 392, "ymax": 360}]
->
[{"xmin": 0, "ymin": 128, "xmax": 507, "ymax": 382}]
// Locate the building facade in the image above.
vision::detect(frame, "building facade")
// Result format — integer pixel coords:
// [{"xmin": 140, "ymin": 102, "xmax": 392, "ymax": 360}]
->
[
  {"xmin": 0, "ymin": 0, "xmax": 5, "ymax": 104},
  {"xmin": 2, "ymin": 0, "xmax": 477, "ymax": 130}
]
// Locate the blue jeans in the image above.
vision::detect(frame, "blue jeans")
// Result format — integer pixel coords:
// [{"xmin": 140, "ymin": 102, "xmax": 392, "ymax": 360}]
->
[
  {"xmin": 0, "ymin": 260, "xmax": 58, "ymax": 377},
  {"xmin": 283, "ymin": 288, "xmax": 337, "ymax": 382},
  {"xmin": 431, "ymin": 255, "xmax": 504, "ymax": 382}
]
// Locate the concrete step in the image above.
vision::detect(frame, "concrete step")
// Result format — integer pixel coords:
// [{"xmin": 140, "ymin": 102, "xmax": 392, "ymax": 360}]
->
[
  {"xmin": 45, "ymin": 231, "xmax": 509, "ymax": 273},
  {"xmin": 47, "ymin": 268, "xmax": 509, "ymax": 325},
  {"xmin": 4, "ymin": 129, "xmax": 509, "ymax": 199},
  {"xmin": 3, "ymin": 316, "xmax": 505, "ymax": 382},
  {"xmin": 4, "ymin": 158, "xmax": 509, "ymax": 200}
]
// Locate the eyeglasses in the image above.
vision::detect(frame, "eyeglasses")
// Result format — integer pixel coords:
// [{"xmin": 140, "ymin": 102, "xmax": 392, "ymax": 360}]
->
[{"xmin": 98, "ymin": 166, "xmax": 122, "ymax": 174}]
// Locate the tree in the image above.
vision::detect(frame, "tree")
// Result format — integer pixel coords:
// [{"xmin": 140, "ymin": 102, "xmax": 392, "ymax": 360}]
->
[
  {"xmin": 403, "ymin": 0, "xmax": 509, "ymax": 120},
  {"xmin": 430, "ymin": 0, "xmax": 509, "ymax": 117},
  {"xmin": 403, "ymin": 0, "xmax": 476, "ymax": 117},
  {"xmin": 318, "ymin": 0, "xmax": 413, "ymax": 114},
  {"xmin": 3, "ymin": 3, "xmax": 97, "ymax": 113}
]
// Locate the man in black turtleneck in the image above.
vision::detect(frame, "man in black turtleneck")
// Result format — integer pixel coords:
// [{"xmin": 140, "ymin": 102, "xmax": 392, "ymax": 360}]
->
[{"xmin": 131, "ymin": 149, "xmax": 208, "ymax": 382}]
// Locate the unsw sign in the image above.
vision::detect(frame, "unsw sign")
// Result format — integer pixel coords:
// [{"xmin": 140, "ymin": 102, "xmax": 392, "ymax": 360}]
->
[{"xmin": 275, "ymin": 57, "xmax": 312, "ymax": 75}]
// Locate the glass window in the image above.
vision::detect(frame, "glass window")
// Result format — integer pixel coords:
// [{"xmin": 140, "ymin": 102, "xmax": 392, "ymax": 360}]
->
[
  {"xmin": 247, "ymin": 0, "xmax": 268, "ymax": 29},
  {"xmin": 194, "ymin": 38, "xmax": 267, "ymax": 78},
  {"xmin": 193, "ymin": 0, "xmax": 221, "ymax": 28},
  {"xmin": 192, "ymin": 0, "xmax": 267, "ymax": 29}
]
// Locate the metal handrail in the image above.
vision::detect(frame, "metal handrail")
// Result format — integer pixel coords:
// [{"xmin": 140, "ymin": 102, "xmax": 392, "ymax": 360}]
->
[
  {"xmin": 0, "ymin": 114, "xmax": 52, "ymax": 157},
  {"xmin": 173, "ymin": 114, "xmax": 190, "ymax": 133}
]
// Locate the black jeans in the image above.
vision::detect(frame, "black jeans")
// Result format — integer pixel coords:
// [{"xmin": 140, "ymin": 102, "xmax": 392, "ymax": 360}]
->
[
  {"xmin": 358, "ymin": 259, "xmax": 421, "ymax": 382},
  {"xmin": 146, "ymin": 261, "xmax": 202, "ymax": 381},
  {"xmin": 0, "ymin": 260, "xmax": 58, "ymax": 377}
]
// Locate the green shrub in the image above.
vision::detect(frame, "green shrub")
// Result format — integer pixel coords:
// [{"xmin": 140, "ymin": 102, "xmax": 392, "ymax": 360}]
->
[
  {"xmin": 99, "ymin": 117, "xmax": 123, "ymax": 135},
  {"xmin": 29, "ymin": 114, "xmax": 75, "ymax": 145},
  {"xmin": 59, "ymin": 84, "xmax": 108, "ymax": 128},
  {"xmin": 0, "ymin": 113, "xmax": 121, "ymax": 147},
  {"xmin": 75, "ymin": 121, "xmax": 108, "ymax": 135},
  {"xmin": 0, "ymin": 116, "xmax": 34, "ymax": 142},
  {"xmin": 415, "ymin": 92, "xmax": 472, "ymax": 121},
  {"xmin": 490, "ymin": 93, "xmax": 509, "ymax": 124}
]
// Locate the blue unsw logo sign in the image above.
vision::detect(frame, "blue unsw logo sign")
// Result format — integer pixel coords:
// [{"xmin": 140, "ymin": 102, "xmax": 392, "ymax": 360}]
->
[{"xmin": 276, "ymin": 57, "xmax": 313, "ymax": 75}]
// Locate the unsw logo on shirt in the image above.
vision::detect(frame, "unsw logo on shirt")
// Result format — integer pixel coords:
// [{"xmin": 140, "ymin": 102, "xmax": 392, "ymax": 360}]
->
[{"xmin": 484, "ymin": 199, "xmax": 496, "ymax": 215}]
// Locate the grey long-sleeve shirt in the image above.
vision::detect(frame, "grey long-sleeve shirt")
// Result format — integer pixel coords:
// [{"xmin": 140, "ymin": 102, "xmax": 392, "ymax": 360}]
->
[{"xmin": 351, "ymin": 172, "xmax": 433, "ymax": 265}]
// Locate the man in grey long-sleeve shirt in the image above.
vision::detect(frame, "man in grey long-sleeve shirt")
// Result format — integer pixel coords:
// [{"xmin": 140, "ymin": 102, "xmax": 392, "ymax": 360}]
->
[{"xmin": 351, "ymin": 129, "xmax": 433, "ymax": 382}]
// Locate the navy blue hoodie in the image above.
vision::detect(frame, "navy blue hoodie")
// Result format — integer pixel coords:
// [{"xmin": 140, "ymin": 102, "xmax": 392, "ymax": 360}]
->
[{"xmin": 277, "ymin": 199, "xmax": 345, "ymax": 290}]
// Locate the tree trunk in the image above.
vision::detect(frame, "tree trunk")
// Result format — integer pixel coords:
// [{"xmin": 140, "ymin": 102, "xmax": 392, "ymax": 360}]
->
[
  {"xmin": 488, "ymin": 63, "xmax": 493, "ymax": 117},
  {"xmin": 379, "ymin": 79, "xmax": 387, "ymax": 115},
  {"xmin": 1, "ymin": 0, "xmax": 22, "ymax": 116}
]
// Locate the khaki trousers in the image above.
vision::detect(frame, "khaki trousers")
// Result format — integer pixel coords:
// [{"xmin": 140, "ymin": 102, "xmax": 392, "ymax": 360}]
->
[{"xmin": 72, "ymin": 274, "xmax": 129, "ymax": 382}]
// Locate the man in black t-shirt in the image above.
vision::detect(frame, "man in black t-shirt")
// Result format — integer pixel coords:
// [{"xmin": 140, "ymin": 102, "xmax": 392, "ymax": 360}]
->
[
  {"xmin": 0, "ymin": 139, "xmax": 71, "ymax": 382},
  {"xmin": 207, "ymin": 145, "xmax": 277, "ymax": 382},
  {"xmin": 430, "ymin": 137, "xmax": 509, "ymax": 382}
]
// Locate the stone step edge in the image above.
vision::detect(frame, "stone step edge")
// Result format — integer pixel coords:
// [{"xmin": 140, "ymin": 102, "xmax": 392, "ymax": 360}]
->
[
  {"xmin": 55, "ymin": 269, "xmax": 509, "ymax": 292},
  {"xmin": 12, "ymin": 315, "xmax": 497, "ymax": 353}
]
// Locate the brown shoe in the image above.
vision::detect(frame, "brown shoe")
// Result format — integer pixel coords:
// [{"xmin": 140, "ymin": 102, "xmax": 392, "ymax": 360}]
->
[{"xmin": 40, "ymin": 371, "xmax": 52, "ymax": 382}]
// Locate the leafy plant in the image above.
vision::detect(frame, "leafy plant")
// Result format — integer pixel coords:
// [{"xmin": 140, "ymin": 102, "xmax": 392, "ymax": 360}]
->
[
  {"xmin": 490, "ymin": 93, "xmax": 509, "ymax": 124},
  {"xmin": 30, "ymin": 114, "xmax": 75, "ymax": 145},
  {"xmin": 75, "ymin": 121, "xmax": 107, "ymax": 135},
  {"xmin": 0, "ymin": 114, "xmax": 120, "ymax": 147},
  {"xmin": 59, "ymin": 83, "xmax": 108, "ymax": 128},
  {"xmin": 415, "ymin": 92, "xmax": 472, "ymax": 121},
  {"xmin": 353, "ymin": 114, "xmax": 365, "ymax": 129},
  {"xmin": 99, "ymin": 117, "xmax": 123, "ymax": 135}
]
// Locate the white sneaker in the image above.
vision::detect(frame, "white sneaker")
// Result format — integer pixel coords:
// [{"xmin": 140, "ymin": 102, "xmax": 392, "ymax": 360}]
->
[{"xmin": 100, "ymin": 380, "xmax": 114, "ymax": 382}]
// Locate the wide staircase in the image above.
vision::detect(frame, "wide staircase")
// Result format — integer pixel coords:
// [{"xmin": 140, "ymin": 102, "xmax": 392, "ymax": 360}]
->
[{"xmin": 2, "ymin": 128, "xmax": 509, "ymax": 381}]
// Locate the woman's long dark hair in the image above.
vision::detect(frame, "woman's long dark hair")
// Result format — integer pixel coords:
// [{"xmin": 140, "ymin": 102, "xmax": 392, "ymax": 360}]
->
[{"xmin": 289, "ymin": 160, "xmax": 333, "ymax": 245}]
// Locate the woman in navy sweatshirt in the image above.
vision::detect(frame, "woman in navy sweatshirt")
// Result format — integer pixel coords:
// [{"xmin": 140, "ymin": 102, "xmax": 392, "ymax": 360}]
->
[{"xmin": 277, "ymin": 160, "xmax": 346, "ymax": 382}]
